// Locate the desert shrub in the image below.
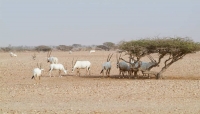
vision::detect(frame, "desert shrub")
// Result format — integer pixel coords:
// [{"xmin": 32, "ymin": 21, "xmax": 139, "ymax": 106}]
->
[
  {"xmin": 0, "ymin": 47, "xmax": 12, "ymax": 52},
  {"xmin": 35, "ymin": 45, "xmax": 51, "ymax": 52},
  {"xmin": 96, "ymin": 45, "xmax": 110, "ymax": 51},
  {"xmin": 57, "ymin": 45, "xmax": 73, "ymax": 51}
]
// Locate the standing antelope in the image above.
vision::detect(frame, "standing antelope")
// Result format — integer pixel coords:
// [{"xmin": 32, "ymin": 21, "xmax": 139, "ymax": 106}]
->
[
  {"xmin": 100, "ymin": 53, "xmax": 113, "ymax": 77},
  {"xmin": 10, "ymin": 52, "xmax": 17, "ymax": 57},
  {"xmin": 116, "ymin": 54, "xmax": 132, "ymax": 78},
  {"xmin": 49, "ymin": 63, "xmax": 67, "ymax": 77},
  {"xmin": 32, "ymin": 63, "xmax": 44, "ymax": 85},
  {"xmin": 47, "ymin": 51, "xmax": 58, "ymax": 64},
  {"xmin": 72, "ymin": 59, "xmax": 91, "ymax": 76}
]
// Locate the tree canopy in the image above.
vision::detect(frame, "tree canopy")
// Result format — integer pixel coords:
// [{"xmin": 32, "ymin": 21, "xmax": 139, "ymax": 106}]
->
[
  {"xmin": 103, "ymin": 42, "xmax": 116, "ymax": 50},
  {"xmin": 120, "ymin": 37, "xmax": 200, "ymax": 55},
  {"xmin": 119, "ymin": 37, "xmax": 200, "ymax": 79}
]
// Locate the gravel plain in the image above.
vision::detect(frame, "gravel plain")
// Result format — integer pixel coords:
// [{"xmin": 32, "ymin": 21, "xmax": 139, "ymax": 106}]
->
[{"xmin": 1, "ymin": 51, "xmax": 200, "ymax": 114}]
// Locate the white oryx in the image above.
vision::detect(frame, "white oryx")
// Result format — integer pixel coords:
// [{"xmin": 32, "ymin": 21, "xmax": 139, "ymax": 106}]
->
[
  {"xmin": 49, "ymin": 63, "xmax": 67, "ymax": 77},
  {"xmin": 89, "ymin": 50, "xmax": 95, "ymax": 54},
  {"xmin": 100, "ymin": 53, "xmax": 113, "ymax": 77},
  {"xmin": 10, "ymin": 52, "xmax": 17, "ymax": 57},
  {"xmin": 47, "ymin": 51, "xmax": 58, "ymax": 64},
  {"xmin": 32, "ymin": 63, "xmax": 44, "ymax": 84},
  {"xmin": 72, "ymin": 59, "xmax": 91, "ymax": 76},
  {"xmin": 69, "ymin": 51, "xmax": 72, "ymax": 54},
  {"xmin": 116, "ymin": 54, "xmax": 132, "ymax": 77}
]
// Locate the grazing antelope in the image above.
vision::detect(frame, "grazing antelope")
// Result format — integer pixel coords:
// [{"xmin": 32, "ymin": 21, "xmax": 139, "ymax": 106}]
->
[
  {"xmin": 89, "ymin": 50, "xmax": 95, "ymax": 54},
  {"xmin": 32, "ymin": 53, "xmax": 36, "ymax": 60},
  {"xmin": 116, "ymin": 54, "xmax": 132, "ymax": 78},
  {"xmin": 49, "ymin": 64, "xmax": 67, "ymax": 77},
  {"xmin": 32, "ymin": 63, "xmax": 44, "ymax": 85},
  {"xmin": 47, "ymin": 51, "xmax": 58, "ymax": 64},
  {"xmin": 134, "ymin": 55, "xmax": 158, "ymax": 76},
  {"xmin": 100, "ymin": 53, "xmax": 113, "ymax": 77},
  {"xmin": 10, "ymin": 52, "xmax": 17, "ymax": 57},
  {"xmin": 72, "ymin": 58, "xmax": 91, "ymax": 76}
]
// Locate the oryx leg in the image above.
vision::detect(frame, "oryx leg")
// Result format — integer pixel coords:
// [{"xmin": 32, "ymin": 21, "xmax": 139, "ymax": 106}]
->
[
  {"xmin": 119, "ymin": 69, "xmax": 121, "ymax": 75},
  {"xmin": 120, "ymin": 71, "xmax": 124, "ymax": 78},
  {"xmin": 33, "ymin": 77, "xmax": 36, "ymax": 85},
  {"xmin": 75, "ymin": 68, "xmax": 78, "ymax": 76},
  {"xmin": 128, "ymin": 71, "xmax": 131, "ymax": 79},
  {"xmin": 78, "ymin": 69, "xmax": 81, "ymax": 76},
  {"xmin": 59, "ymin": 70, "xmax": 62, "ymax": 77},
  {"xmin": 49, "ymin": 69, "xmax": 52, "ymax": 77},
  {"xmin": 37, "ymin": 76, "xmax": 40, "ymax": 84},
  {"xmin": 108, "ymin": 69, "xmax": 111, "ymax": 77},
  {"xmin": 76, "ymin": 69, "xmax": 78, "ymax": 76},
  {"xmin": 118, "ymin": 69, "xmax": 122, "ymax": 78},
  {"xmin": 88, "ymin": 67, "xmax": 91, "ymax": 75},
  {"xmin": 102, "ymin": 70, "xmax": 104, "ymax": 77},
  {"xmin": 85, "ymin": 68, "xmax": 88, "ymax": 75},
  {"xmin": 77, "ymin": 69, "xmax": 80, "ymax": 76},
  {"xmin": 106, "ymin": 69, "xmax": 108, "ymax": 76}
]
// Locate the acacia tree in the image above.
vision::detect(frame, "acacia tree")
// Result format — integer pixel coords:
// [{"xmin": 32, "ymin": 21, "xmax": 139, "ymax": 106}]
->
[
  {"xmin": 103, "ymin": 42, "xmax": 116, "ymax": 50},
  {"xmin": 35, "ymin": 45, "xmax": 51, "ymax": 52},
  {"xmin": 120, "ymin": 37, "xmax": 200, "ymax": 79}
]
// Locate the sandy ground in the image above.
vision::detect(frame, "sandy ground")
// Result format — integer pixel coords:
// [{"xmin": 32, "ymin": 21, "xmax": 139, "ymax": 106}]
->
[{"xmin": 0, "ymin": 51, "xmax": 200, "ymax": 114}]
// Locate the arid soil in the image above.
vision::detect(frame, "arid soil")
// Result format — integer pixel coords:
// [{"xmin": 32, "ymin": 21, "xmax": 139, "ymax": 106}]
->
[{"xmin": 1, "ymin": 51, "xmax": 200, "ymax": 114}]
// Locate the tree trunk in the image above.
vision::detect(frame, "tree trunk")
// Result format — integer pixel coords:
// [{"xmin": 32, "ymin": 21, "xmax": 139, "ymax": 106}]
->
[{"xmin": 157, "ymin": 58, "xmax": 180, "ymax": 79}]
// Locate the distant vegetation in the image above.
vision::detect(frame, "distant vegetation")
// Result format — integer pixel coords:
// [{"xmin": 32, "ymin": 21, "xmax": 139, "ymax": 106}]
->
[{"xmin": 0, "ymin": 41, "xmax": 118, "ymax": 52}]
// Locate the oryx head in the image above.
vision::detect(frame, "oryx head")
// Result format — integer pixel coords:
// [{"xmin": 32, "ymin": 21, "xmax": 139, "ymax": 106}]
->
[
  {"xmin": 47, "ymin": 51, "xmax": 52, "ymax": 63},
  {"xmin": 147, "ymin": 55, "xmax": 159, "ymax": 67},
  {"xmin": 37, "ymin": 63, "xmax": 44, "ymax": 71},
  {"xmin": 71, "ymin": 58, "xmax": 77, "ymax": 72},
  {"xmin": 107, "ymin": 53, "xmax": 113, "ymax": 62}
]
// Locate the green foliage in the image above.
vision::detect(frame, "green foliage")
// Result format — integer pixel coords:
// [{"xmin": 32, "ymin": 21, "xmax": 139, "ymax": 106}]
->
[{"xmin": 120, "ymin": 37, "xmax": 200, "ymax": 55}]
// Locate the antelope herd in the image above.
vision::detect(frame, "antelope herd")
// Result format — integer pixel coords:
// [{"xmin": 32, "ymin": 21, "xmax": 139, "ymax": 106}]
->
[{"xmin": 9, "ymin": 50, "xmax": 158, "ymax": 84}]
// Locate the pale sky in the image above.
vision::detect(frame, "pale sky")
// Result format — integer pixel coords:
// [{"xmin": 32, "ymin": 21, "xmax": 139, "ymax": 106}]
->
[{"xmin": 0, "ymin": 0, "xmax": 200, "ymax": 47}]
